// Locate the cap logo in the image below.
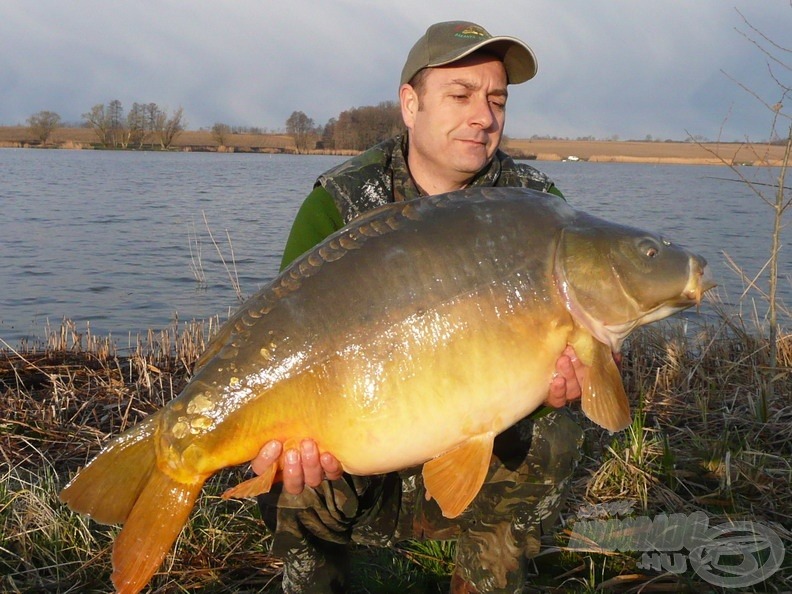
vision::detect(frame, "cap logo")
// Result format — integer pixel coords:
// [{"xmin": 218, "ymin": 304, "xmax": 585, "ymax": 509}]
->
[{"xmin": 454, "ymin": 25, "xmax": 489, "ymax": 40}]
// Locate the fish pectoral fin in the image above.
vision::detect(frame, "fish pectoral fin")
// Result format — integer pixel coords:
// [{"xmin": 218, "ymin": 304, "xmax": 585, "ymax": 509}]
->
[
  {"xmin": 422, "ymin": 432, "xmax": 494, "ymax": 519},
  {"xmin": 581, "ymin": 342, "xmax": 631, "ymax": 432},
  {"xmin": 222, "ymin": 462, "xmax": 277, "ymax": 500}
]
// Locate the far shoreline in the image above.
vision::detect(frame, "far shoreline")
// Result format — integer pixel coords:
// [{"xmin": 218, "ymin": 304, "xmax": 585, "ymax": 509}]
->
[{"xmin": 0, "ymin": 126, "xmax": 787, "ymax": 167}]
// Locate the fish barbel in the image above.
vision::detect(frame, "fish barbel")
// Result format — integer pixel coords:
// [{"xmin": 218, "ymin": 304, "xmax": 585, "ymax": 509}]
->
[{"xmin": 60, "ymin": 187, "xmax": 714, "ymax": 593}]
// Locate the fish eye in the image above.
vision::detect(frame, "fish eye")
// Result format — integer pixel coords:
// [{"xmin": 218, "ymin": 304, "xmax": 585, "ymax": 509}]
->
[{"xmin": 637, "ymin": 238, "xmax": 661, "ymax": 259}]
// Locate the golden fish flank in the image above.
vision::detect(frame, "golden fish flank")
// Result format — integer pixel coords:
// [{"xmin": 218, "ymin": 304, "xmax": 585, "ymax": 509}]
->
[{"xmin": 59, "ymin": 187, "xmax": 714, "ymax": 594}]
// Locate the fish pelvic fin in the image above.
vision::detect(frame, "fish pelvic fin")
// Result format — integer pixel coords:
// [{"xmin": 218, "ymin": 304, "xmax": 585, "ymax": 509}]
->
[
  {"xmin": 221, "ymin": 460, "xmax": 277, "ymax": 500},
  {"xmin": 112, "ymin": 469, "xmax": 204, "ymax": 594},
  {"xmin": 422, "ymin": 432, "xmax": 495, "ymax": 519},
  {"xmin": 581, "ymin": 342, "xmax": 632, "ymax": 432},
  {"xmin": 60, "ymin": 415, "xmax": 159, "ymax": 525}
]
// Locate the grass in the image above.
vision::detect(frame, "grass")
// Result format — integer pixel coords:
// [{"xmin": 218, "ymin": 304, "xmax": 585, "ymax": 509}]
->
[{"xmin": 1, "ymin": 301, "xmax": 790, "ymax": 593}]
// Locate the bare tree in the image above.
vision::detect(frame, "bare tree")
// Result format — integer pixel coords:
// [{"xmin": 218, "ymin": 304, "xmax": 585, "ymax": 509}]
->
[
  {"xmin": 286, "ymin": 111, "xmax": 316, "ymax": 154},
  {"xmin": 154, "ymin": 106, "xmax": 186, "ymax": 149},
  {"xmin": 320, "ymin": 117, "xmax": 337, "ymax": 150},
  {"xmin": 27, "ymin": 110, "xmax": 61, "ymax": 144},
  {"xmin": 82, "ymin": 103, "xmax": 112, "ymax": 147},
  {"xmin": 127, "ymin": 102, "xmax": 149, "ymax": 149},
  {"xmin": 696, "ymin": 7, "xmax": 791, "ymax": 419},
  {"xmin": 107, "ymin": 99, "xmax": 126, "ymax": 148},
  {"xmin": 145, "ymin": 103, "xmax": 160, "ymax": 134},
  {"xmin": 212, "ymin": 123, "xmax": 232, "ymax": 146},
  {"xmin": 729, "ymin": 10, "xmax": 790, "ymax": 418}
]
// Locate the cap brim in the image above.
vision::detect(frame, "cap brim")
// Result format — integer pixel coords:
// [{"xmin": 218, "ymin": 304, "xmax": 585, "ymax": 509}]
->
[{"xmin": 428, "ymin": 36, "xmax": 538, "ymax": 84}]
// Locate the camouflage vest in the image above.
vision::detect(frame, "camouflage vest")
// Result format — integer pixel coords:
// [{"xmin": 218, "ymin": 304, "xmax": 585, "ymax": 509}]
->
[{"xmin": 316, "ymin": 134, "xmax": 556, "ymax": 225}]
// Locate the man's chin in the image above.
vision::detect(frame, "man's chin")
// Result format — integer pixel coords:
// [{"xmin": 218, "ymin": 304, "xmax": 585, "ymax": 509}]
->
[
  {"xmin": 449, "ymin": 146, "xmax": 489, "ymax": 168},
  {"xmin": 453, "ymin": 157, "xmax": 490, "ymax": 177}
]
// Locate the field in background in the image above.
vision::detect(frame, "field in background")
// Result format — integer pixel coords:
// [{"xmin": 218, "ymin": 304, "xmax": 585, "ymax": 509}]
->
[
  {"xmin": 503, "ymin": 137, "xmax": 787, "ymax": 166},
  {"xmin": 1, "ymin": 126, "xmax": 787, "ymax": 165}
]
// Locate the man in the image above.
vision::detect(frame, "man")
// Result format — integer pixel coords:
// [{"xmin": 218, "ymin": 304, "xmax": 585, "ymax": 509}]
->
[{"xmin": 253, "ymin": 21, "xmax": 586, "ymax": 593}]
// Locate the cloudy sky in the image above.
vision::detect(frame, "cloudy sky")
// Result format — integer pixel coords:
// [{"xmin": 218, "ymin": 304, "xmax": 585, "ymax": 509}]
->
[{"xmin": 2, "ymin": 1, "xmax": 789, "ymax": 142}]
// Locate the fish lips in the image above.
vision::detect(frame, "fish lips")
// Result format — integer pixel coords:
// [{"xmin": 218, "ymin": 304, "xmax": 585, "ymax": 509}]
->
[{"xmin": 681, "ymin": 258, "xmax": 717, "ymax": 306}]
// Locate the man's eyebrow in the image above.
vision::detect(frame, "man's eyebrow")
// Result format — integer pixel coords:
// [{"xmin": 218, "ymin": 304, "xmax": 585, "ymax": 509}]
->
[{"xmin": 445, "ymin": 79, "xmax": 508, "ymax": 98}]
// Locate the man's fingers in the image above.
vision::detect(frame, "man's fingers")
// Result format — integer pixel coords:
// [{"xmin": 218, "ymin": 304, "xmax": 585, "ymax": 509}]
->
[
  {"xmin": 544, "ymin": 348, "xmax": 584, "ymax": 408},
  {"xmin": 251, "ymin": 439, "xmax": 343, "ymax": 495},
  {"xmin": 561, "ymin": 345, "xmax": 583, "ymax": 373},
  {"xmin": 300, "ymin": 439, "xmax": 324, "ymax": 488},
  {"xmin": 251, "ymin": 440, "xmax": 282, "ymax": 476},
  {"xmin": 546, "ymin": 373, "xmax": 569, "ymax": 408},
  {"xmin": 281, "ymin": 448, "xmax": 305, "ymax": 494},
  {"xmin": 320, "ymin": 452, "xmax": 343, "ymax": 481}
]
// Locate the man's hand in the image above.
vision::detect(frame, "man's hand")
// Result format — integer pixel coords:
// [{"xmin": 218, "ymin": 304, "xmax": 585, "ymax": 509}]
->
[
  {"xmin": 546, "ymin": 345, "xmax": 623, "ymax": 408},
  {"xmin": 251, "ymin": 438, "xmax": 343, "ymax": 495},
  {"xmin": 546, "ymin": 345, "xmax": 584, "ymax": 408}
]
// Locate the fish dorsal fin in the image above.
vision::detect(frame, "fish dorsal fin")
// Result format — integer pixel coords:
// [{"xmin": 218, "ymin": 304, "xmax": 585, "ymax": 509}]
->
[
  {"xmin": 581, "ymin": 342, "xmax": 632, "ymax": 432},
  {"xmin": 422, "ymin": 432, "xmax": 495, "ymax": 519},
  {"xmin": 221, "ymin": 462, "xmax": 277, "ymax": 500}
]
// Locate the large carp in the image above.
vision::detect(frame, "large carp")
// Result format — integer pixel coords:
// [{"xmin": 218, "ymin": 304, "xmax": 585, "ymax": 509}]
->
[{"xmin": 61, "ymin": 187, "xmax": 713, "ymax": 593}]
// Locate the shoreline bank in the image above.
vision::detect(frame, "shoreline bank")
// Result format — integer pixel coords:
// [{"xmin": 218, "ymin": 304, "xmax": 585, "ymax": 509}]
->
[{"xmin": 1, "ymin": 126, "xmax": 787, "ymax": 166}]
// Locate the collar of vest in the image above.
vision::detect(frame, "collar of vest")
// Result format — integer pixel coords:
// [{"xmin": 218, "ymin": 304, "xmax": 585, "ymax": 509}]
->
[{"xmin": 317, "ymin": 134, "xmax": 554, "ymax": 224}]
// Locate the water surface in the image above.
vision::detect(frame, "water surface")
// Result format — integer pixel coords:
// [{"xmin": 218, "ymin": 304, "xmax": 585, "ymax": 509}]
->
[{"xmin": 1, "ymin": 149, "xmax": 788, "ymax": 346}]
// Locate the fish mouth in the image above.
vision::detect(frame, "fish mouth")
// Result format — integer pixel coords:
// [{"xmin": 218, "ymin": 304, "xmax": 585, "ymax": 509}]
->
[{"xmin": 680, "ymin": 259, "xmax": 717, "ymax": 306}]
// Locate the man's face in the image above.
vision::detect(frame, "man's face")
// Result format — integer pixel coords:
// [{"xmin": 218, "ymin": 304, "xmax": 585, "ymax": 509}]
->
[{"xmin": 401, "ymin": 53, "xmax": 508, "ymax": 191}]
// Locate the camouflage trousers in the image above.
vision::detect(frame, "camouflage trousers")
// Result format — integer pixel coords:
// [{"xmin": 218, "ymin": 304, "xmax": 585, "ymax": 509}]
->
[{"xmin": 257, "ymin": 411, "xmax": 583, "ymax": 593}]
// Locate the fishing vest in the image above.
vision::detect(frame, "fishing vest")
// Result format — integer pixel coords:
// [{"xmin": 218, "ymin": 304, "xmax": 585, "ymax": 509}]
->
[{"xmin": 316, "ymin": 134, "xmax": 557, "ymax": 225}]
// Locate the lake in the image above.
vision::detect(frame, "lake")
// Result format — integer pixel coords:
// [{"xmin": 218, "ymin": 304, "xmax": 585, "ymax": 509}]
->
[{"xmin": 1, "ymin": 148, "xmax": 789, "ymax": 347}]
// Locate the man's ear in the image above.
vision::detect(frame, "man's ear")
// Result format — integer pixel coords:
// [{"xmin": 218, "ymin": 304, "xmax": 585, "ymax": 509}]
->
[{"xmin": 400, "ymin": 83, "xmax": 418, "ymax": 130}]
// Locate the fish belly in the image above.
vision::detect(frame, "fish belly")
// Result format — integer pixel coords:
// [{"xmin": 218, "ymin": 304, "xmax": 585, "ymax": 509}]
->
[{"xmin": 305, "ymin": 298, "xmax": 571, "ymax": 475}]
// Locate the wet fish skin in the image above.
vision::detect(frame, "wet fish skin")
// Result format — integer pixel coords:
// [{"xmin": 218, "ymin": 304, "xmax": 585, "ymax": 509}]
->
[{"xmin": 60, "ymin": 187, "xmax": 714, "ymax": 593}]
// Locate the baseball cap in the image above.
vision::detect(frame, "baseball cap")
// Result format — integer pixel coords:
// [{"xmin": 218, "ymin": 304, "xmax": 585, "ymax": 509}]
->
[{"xmin": 400, "ymin": 21, "xmax": 538, "ymax": 86}]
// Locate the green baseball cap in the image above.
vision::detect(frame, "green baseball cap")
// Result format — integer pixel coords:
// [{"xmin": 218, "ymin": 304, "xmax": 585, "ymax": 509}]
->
[{"xmin": 400, "ymin": 21, "xmax": 538, "ymax": 86}]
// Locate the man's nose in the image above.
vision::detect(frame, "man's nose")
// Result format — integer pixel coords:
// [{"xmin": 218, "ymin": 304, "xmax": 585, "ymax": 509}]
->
[{"xmin": 468, "ymin": 97, "xmax": 495, "ymax": 129}]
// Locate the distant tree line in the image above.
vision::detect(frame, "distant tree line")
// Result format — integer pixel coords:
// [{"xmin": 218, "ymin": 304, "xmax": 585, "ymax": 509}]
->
[
  {"xmin": 32, "ymin": 99, "xmax": 779, "ymax": 153},
  {"xmin": 209, "ymin": 124, "xmax": 272, "ymax": 147},
  {"xmin": 323, "ymin": 101, "xmax": 404, "ymax": 151},
  {"xmin": 82, "ymin": 100, "xmax": 186, "ymax": 149},
  {"xmin": 274, "ymin": 101, "xmax": 404, "ymax": 153}
]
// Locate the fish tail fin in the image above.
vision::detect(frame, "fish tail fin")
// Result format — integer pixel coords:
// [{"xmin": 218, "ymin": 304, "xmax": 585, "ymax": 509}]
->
[
  {"xmin": 112, "ymin": 470, "xmax": 204, "ymax": 594},
  {"xmin": 60, "ymin": 415, "xmax": 159, "ymax": 525},
  {"xmin": 61, "ymin": 414, "xmax": 204, "ymax": 592}
]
